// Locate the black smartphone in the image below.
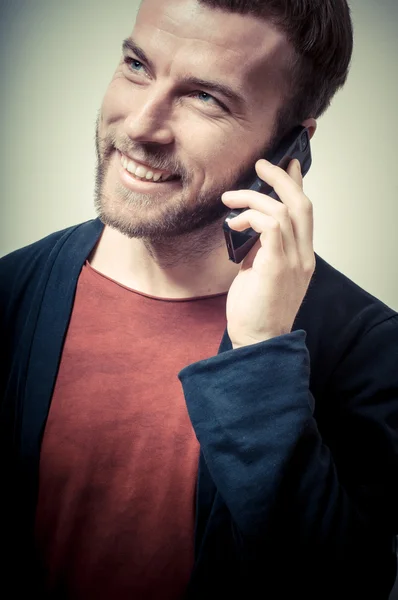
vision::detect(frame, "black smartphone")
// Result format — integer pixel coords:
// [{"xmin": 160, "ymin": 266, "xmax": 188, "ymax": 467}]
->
[{"xmin": 223, "ymin": 125, "xmax": 312, "ymax": 264}]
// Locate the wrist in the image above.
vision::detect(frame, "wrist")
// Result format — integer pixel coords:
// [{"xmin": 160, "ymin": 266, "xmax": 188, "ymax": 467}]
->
[
  {"xmin": 231, "ymin": 336, "xmax": 274, "ymax": 350},
  {"xmin": 231, "ymin": 330, "xmax": 291, "ymax": 350}
]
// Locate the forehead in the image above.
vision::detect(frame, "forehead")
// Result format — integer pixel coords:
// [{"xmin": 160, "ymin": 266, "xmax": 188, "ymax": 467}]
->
[{"xmin": 134, "ymin": 0, "xmax": 292, "ymax": 107}]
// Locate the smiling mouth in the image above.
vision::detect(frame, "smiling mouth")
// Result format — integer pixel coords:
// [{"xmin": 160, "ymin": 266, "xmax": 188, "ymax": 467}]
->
[{"xmin": 119, "ymin": 152, "xmax": 180, "ymax": 183}]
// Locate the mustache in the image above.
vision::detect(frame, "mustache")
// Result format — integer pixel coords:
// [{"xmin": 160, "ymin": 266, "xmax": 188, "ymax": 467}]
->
[
  {"xmin": 97, "ymin": 128, "xmax": 188, "ymax": 179},
  {"xmin": 121, "ymin": 147, "xmax": 182, "ymax": 175}
]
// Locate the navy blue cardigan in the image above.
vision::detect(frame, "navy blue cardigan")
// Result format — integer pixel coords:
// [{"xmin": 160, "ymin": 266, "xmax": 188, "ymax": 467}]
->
[{"xmin": 1, "ymin": 218, "xmax": 398, "ymax": 598}]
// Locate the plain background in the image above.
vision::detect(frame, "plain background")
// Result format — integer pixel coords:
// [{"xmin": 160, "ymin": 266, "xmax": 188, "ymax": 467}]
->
[{"xmin": 0, "ymin": 0, "xmax": 397, "ymax": 596}]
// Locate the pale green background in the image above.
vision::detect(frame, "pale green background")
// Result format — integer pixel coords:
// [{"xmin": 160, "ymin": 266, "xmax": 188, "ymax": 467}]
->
[{"xmin": 0, "ymin": 0, "xmax": 397, "ymax": 316}]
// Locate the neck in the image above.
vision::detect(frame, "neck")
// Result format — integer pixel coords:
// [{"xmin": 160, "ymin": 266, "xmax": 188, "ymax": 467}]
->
[{"xmin": 89, "ymin": 222, "xmax": 240, "ymax": 298}]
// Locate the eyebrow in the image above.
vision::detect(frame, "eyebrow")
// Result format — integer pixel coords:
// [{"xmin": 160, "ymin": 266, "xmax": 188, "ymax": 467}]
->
[{"xmin": 122, "ymin": 37, "xmax": 246, "ymax": 107}]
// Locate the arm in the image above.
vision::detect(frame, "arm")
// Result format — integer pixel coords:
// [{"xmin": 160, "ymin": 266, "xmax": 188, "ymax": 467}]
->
[{"xmin": 178, "ymin": 318, "xmax": 398, "ymax": 551}]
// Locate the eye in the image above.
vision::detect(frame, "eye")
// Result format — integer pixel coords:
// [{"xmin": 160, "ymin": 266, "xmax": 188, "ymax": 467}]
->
[
  {"xmin": 189, "ymin": 91, "xmax": 226, "ymax": 110},
  {"xmin": 124, "ymin": 56, "xmax": 146, "ymax": 74}
]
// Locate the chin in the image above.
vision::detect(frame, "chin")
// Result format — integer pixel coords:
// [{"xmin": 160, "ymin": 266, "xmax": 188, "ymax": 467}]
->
[
  {"xmin": 94, "ymin": 193, "xmax": 181, "ymax": 241},
  {"xmin": 94, "ymin": 168, "xmax": 230, "ymax": 242}
]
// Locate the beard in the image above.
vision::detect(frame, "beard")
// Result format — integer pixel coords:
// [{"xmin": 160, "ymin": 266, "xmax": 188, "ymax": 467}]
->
[{"xmin": 93, "ymin": 116, "xmax": 269, "ymax": 243}]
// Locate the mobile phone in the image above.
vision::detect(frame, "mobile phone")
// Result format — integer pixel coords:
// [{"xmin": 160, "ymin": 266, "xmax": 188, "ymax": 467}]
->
[{"xmin": 223, "ymin": 125, "xmax": 312, "ymax": 263}]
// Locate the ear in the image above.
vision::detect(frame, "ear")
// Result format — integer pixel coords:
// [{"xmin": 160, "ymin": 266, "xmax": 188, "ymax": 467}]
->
[{"xmin": 301, "ymin": 118, "xmax": 317, "ymax": 140}]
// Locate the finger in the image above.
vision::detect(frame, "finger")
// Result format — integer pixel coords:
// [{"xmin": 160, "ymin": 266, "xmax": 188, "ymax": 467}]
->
[
  {"xmin": 255, "ymin": 159, "xmax": 314, "ymax": 264},
  {"xmin": 223, "ymin": 195, "xmax": 297, "ymax": 264},
  {"xmin": 254, "ymin": 159, "xmax": 304, "ymax": 207},
  {"xmin": 287, "ymin": 159, "xmax": 303, "ymax": 189},
  {"xmin": 222, "ymin": 189, "xmax": 285, "ymax": 213},
  {"xmin": 228, "ymin": 211, "xmax": 285, "ymax": 270},
  {"xmin": 227, "ymin": 209, "xmax": 285, "ymax": 253}
]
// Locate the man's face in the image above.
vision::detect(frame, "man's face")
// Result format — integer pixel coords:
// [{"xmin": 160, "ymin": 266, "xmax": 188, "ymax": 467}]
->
[{"xmin": 95, "ymin": 0, "xmax": 292, "ymax": 241}]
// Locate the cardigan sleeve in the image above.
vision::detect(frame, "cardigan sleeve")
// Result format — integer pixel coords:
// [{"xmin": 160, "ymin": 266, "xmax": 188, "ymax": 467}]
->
[{"xmin": 178, "ymin": 319, "xmax": 398, "ymax": 552}]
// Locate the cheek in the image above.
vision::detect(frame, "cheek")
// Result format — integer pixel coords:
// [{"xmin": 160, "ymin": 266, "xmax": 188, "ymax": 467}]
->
[
  {"xmin": 101, "ymin": 72, "xmax": 129, "ymax": 123},
  {"xmin": 100, "ymin": 91, "xmax": 116, "ymax": 125},
  {"xmin": 186, "ymin": 130, "xmax": 255, "ymax": 185}
]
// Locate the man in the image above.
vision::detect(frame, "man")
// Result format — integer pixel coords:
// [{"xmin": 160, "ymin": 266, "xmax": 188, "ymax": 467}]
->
[{"xmin": 1, "ymin": 0, "xmax": 397, "ymax": 598}]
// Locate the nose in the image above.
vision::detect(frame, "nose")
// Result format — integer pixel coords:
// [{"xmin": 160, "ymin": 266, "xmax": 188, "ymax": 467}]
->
[{"xmin": 124, "ymin": 88, "xmax": 175, "ymax": 146}]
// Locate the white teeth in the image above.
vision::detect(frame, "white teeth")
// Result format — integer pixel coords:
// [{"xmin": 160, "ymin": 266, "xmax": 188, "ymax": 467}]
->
[
  {"xmin": 135, "ymin": 165, "xmax": 147, "ymax": 178},
  {"xmin": 120, "ymin": 153, "xmax": 173, "ymax": 182},
  {"xmin": 126, "ymin": 161, "xmax": 134, "ymax": 174}
]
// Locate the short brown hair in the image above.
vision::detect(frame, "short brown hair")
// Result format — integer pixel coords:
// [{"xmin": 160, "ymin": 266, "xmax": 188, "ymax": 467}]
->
[{"xmin": 198, "ymin": 0, "xmax": 354, "ymax": 140}]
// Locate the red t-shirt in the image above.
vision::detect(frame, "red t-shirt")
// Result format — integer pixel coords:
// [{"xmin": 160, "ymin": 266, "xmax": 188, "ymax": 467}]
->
[{"xmin": 34, "ymin": 261, "xmax": 227, "ymax": 599}]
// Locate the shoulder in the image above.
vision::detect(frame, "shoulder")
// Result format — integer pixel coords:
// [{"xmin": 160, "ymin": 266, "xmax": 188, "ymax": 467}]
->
[
  {"xmin": 297, "ymin": 253, "xmax": 398, "ymax": 384},
  {"xmin": 307, "ymin": 252, "xmax": 397, "ymax": 332},
  {"xmin": 0, "ymin": 218, "xmax": 104, "ymax": 320},
  {"xmin": 1, "ymin": 218, "xmax": 103, "ymax": 275}
]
